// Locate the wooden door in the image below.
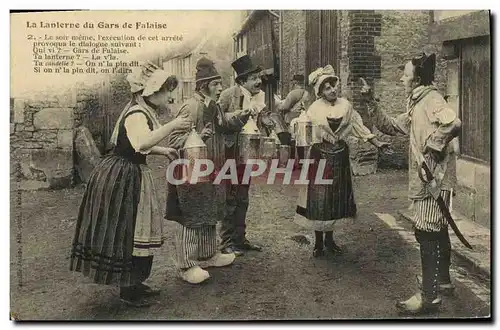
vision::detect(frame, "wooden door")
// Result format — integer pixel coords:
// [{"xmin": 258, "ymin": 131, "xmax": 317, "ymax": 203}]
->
[
  {"xmin": 460, "ymin": 35, "xmax": 491, "ymax": 163},
  {"xmin": 305, "ymin": 10, "xmax": 339, "ymax": 83}
]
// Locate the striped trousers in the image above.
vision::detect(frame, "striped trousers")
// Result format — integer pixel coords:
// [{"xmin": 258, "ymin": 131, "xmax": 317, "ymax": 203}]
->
[
  {"xmin": 413, "ymin": 190, "xmax": 452, "ymax": 232},
  {"xmin": 174, "ymin": 222, "xmax": 217, "ymax": 270}
]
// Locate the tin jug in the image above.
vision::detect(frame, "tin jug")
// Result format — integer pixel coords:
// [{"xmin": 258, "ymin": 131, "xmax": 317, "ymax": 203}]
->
[
  {"xmin": 238, "ymin": 116, "xmax": 261, "ymax": 164},
  {"xmin": 181, "ymin": 128, "xmax": 211, "ymax": 183},
  {"xmin": 261, "ymin": 136, "xmax": 278, "ymax": 164},
  {"xmin": 294, "ymin": 111, "xmax": 316, "ymax": 147}
]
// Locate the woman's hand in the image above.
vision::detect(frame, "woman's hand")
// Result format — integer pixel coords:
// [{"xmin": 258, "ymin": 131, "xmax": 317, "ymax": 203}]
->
[
  {"xmin": 321, "ymin": 131, "xmax": 336, "ymax": 144},
  {"xmin": 171, "ymin": 113, "xmax": 193, "ymax": 132},
  {"xmin": 164, "ymin": 147, "xmax": 179, "ymax": 161}
]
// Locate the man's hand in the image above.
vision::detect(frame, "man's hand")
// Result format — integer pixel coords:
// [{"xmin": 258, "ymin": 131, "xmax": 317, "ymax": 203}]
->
[
  {"xmin": 377, "ymin": 141, "xmax": 394, "ymax": 155},
  {"xmin": 359, "ymin": 77, "xmax": 379, "ymax": 102},
  {"xmin": 370, "ymin": 138, "xmax": 394, "ymax": 155},
  {"xmin": 239, "ymin": 108, "xmax": 253, "ymax": 121},
  {"xmin": 423, "ymin": 146, "xmax": 445, "ymax": 166},
  {"xmin": 200, "ymin": 123, "xmax": 214, "ymax": 142}
]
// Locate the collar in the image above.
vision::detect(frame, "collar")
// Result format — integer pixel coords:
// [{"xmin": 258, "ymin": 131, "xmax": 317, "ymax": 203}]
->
[
  {"xmin": 410, "ymin": 84, "xmax": 437, "ymax": 100},
  {"xmin": 406, "ymin": 85, "xmax": 437, "ymax": 115},
  {"xmin": 240, "ymin": 85, "xmax": 262, "ymax": 99},
  {"xmin": 195, "ymin": 91, "xmax": 213, "ymax": 107}
]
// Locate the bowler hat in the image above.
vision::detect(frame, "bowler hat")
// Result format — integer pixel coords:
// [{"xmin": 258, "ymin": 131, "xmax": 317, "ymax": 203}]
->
[
  {"xmin": 196, "ymin": 57, "xmax": 221, "ymax": 83},
  {"xmin": 398, "ymin": 53, "xmax": 436, "ymax": 74},
  {"xmin": 232, "ymin": 55, "xmax": 262, "ymax": 80}
]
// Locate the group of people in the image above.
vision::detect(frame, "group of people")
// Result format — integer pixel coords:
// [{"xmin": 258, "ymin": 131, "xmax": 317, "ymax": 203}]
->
[{"xmin": 70, "ymin": 51, "xmax": 461, "ymax": 316}]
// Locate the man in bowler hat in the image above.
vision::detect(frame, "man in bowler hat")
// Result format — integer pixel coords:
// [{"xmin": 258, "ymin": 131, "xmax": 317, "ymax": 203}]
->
[
  {"xmin": 277, "ymin": 74, "xmax": 311, "ymax": 125},
  {"xmin": 277, "ymin": 74, "xmax": 311, "ymax": 167},
  {"xmin": 217, "ymin": 55, "xmax": 268, "ymax": 256}
]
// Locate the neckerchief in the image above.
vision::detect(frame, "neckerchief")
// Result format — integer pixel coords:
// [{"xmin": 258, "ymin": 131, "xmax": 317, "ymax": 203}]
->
[{"xmin": 406, "ymin": 85, "xmax": 437, "ymax": 116}]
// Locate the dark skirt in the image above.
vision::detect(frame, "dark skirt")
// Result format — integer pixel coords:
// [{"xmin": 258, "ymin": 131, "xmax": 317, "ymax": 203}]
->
[
  {"xmin": 70, "ymin": 154, "xmax": 142, "ymax": 286},
  {"xmin": 294, "ymin": 140, "xmax": 357, "ymax": 231}
]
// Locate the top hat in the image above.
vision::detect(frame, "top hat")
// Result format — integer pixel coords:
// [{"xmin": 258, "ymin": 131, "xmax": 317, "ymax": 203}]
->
[
  {"xmin": 292, "ymin": 74, "xmax": 305, "ymax": 82},
  {"xmin": 196, "ymin": 57, "xmax": 221, "ymax": 83},
  {"xmin": 232, "ymin": 55, "xmax": 262, "ymax": 80}
]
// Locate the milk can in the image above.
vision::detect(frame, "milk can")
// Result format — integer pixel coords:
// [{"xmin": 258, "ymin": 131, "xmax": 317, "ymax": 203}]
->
[
  {"xmin": 238, "ymin": 116, "xmax": 261, "ymax": 164},
  {"xmin": 181, "ymin": 128, "xmax": 211, "ymax": 183}
]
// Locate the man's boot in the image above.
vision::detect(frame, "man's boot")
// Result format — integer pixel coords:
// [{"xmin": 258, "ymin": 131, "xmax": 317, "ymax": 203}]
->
[
  {"xmin": 416, "ymin": 228, "xmax": 455, "ymax": 295},
  {"xmin": 437, "ymin": 228, "xmax": 455, "ymax": 294},
  {"xmin": 397, "ymin": 232, "xmax": 442, "ymax": 315}
]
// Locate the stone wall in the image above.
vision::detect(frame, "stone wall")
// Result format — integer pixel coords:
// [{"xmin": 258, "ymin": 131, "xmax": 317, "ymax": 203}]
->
[
  {"xmin": 11, "ymin": 89, "xmax": 77, "ymax": 190},
  {"xmin": 74, "ymin": 82, "xmax": 106, "ymax": 153},
  {"xmin": 10, "ymin": 84, "xmax": 103, "ymax": 190},
  {"xmin": 373, "ymin": 10, "xmax": 437, "ymax": 169},
  {"xmin": 280, "ymin": 10, "xmax": 307, "ymax": 97},
  {"xmin": 339, "ymin": 10, "xmax": 381, "ymax": 175}
]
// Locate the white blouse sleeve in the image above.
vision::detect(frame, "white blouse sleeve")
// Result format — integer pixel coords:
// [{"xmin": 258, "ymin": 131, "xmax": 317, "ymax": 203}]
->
[
  {"xmin": 124, "ymin": 113, "xmax": 153, "ymax": 155},
  {"xmin": 351, "ymin": 110, "xmax": 376, "ymax": 142}
]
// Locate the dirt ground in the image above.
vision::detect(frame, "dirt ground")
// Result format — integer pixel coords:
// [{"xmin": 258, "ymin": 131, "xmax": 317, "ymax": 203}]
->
[{"xmin": 10, "ymin": 151, "xmax": 490, "ymax": 320}]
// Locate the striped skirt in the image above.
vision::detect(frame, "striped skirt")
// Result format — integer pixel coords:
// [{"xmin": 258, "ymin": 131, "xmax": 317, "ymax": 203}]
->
[
  {"xmin": 413, "ymin": 190, "xmax": 452, "ymax": 232},
  {"xmin": 70, "ymin": 155, "xmax": 165, "ymax": 286},
  {"xmin": 294, "ymin": 141, "xmax": 357, "ymax": 232}
]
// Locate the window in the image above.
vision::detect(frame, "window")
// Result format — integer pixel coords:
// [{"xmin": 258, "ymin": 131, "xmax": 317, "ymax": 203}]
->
[
  {"xmin": 459, "ymin": 35, "xmax": 491, "ymax": 163},
  {"xmin": 183, "ymin": 82, "xmax": 192, "ymax": 100},
  {"xmin": 236, "ymin": 34, "xmax": 248, "ymax": 58},
  {"xmin": 183, "ymin": 56, "xmax": 192, "ymax": 78}
]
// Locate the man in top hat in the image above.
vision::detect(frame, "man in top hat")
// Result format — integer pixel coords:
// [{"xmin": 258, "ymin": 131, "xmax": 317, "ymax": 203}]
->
[
  {"xmin": 218, "ymin": 54, "xmax": 269, "ymax": 256},
  {"xmin": 360, "ymin": 53, "xmax": 462, "ymax": 315},
  {"xmin": 166, "ymin": 57, "xmax": 252, "ymax": 284}
]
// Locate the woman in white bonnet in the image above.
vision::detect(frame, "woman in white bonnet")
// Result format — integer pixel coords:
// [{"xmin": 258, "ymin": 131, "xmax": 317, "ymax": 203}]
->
[
  {"xmin": 294, "ymin": 65, "xmax": 391, "ymax": 258},
  {"xmin": 70, "ymin": 62, "xmax": 191, "ymax": 307}
]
